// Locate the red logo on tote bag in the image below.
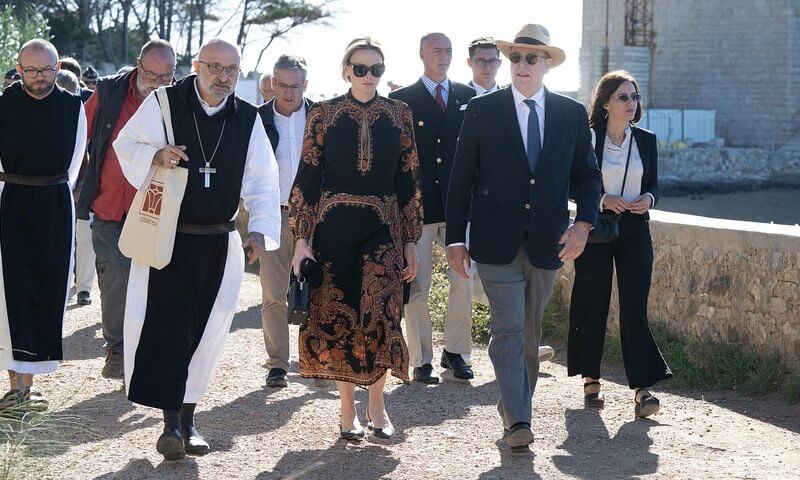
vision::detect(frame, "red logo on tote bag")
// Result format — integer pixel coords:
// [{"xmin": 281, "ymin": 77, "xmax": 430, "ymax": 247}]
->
[{"xmin": 140, "ymin": 181, "xmax": 164, "ymax": 218}]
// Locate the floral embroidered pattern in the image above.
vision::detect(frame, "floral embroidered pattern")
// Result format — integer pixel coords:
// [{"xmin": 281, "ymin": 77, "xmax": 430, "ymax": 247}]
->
[{"xmin": 289, "ymin": 92, "xmax": 422, "ymax": 385}]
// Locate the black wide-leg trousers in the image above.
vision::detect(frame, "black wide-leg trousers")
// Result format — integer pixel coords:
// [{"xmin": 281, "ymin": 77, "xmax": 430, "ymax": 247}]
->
[{"xmin": 567, "ymin": 213, "xmax": 673, "ymax": 389}]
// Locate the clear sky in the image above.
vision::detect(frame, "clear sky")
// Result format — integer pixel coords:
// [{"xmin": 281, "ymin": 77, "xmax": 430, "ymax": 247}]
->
[{"xmin": 202, "ymin": 0, "xmax": 583, "ymax": 97}]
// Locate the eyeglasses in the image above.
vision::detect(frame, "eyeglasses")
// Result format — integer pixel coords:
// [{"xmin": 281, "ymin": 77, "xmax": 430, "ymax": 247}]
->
[
  {"xmin": 349, "ymin": 63, "xmax": 385, "ymax": 78},
  {"xmin": 138, "ymin": 60, "xmax": 174, "ymax": 83},
  {"xmin": 275, "ymin": 83, "xmax": 303, "ymax": 93},
  {"xmin": 18, "ymin": 65, "xmax": 56, "ymax": 79},
  {"xmin": 198, "ymin": 60, "xmax": 240, "ymax": 78},
  {"xmin": 508, "ymin": 52, "xmax": 549, "ymax": 65},
  {"xmin": 614, "ymin": 92, "xmax": 642, "ymax": 103},
  {"xmin": 473, "ymin": 58, "xmax": 500, "ymax": 68}
]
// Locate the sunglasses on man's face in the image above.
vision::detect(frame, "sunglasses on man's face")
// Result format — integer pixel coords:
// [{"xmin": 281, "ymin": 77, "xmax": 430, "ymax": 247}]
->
[
  {"xmin": 349, "ymin": 63, "xmax": 385, "ymax": 78},
  {"xmin": 615, "ymin": 92, "xmax": 642, "ymax": 103},
  {"xmin": 508, "ymin": 52, "xmax": 548, "ymax": 65}
]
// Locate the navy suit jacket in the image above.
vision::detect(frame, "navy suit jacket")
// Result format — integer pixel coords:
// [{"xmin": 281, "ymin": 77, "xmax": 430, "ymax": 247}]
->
[
  {"xmin": 389, "ymin": 79, "xmax": 474, "ymax": 224},
  {"xmin": 446, "ymin": 86, "xmax": 602, "ymax": 270}
]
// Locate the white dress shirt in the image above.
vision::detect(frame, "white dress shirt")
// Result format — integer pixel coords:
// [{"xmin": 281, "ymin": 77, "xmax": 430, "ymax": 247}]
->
[
  {"xmin": 113, "ymin": 84, "xmax": 282, "ymax": 250},
  {"xmin": 511, "ymin": 84, "xmax": 545, "ymax": 152},
  {"xmin": 472, "ymin": 81, "xmax": 499, "ymax": 96},
  {"xmin": 273, "ymin": 102, "xmax": 306, "ymax": 205},
  {"xmin": 421, "ymin": 76, "xmax": 450, "ymax": 105},
  {"xmin": 595, "ymin": 126, "xmax": 655, "ymax": 210}
]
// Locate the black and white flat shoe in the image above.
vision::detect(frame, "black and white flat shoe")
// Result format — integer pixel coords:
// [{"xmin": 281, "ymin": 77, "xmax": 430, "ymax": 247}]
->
[{"xmin": 366, "ymin": 409, "xmax": 395, "ymax": 439}]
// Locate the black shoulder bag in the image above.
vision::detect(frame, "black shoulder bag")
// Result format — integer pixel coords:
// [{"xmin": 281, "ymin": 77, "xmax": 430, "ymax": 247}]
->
[{"xmin": 587, "ymin": 132, "xmax": 633, "ymax": 244}]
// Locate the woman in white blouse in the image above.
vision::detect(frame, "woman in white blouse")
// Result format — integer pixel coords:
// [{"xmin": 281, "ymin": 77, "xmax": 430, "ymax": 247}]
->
[{"xmin": 567, "ymin": 70, "xmax": 672, "ymax": 418}]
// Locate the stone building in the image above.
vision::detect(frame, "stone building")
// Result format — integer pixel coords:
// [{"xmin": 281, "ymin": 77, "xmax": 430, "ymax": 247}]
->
[{"xmin": 579, "ymin": 0, "xmax": 800, "ymax": 150}]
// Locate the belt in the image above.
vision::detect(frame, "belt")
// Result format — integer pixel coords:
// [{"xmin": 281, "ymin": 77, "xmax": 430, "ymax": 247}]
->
[
  {"xmin": 280, "ymin": 205, "xmax": 290, "ymax": 212},
  {"xmin": 176, "ymin": 221, "xmax": 236, "ymax": 235},
  {"xmin": 0, "ymin": 172, "xmax": 69, "ymax": 186}
]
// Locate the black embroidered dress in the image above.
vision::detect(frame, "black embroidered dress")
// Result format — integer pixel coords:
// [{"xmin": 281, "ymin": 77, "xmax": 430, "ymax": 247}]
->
[{"xmin": 289, "ymin": 92, "xmax": 423, "ymax": 385}]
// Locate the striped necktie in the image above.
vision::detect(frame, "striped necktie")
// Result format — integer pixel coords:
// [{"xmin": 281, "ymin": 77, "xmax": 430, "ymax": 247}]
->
[{"xmin": 435, "ymin": 84, "xmax": 446, "ymax": 112}]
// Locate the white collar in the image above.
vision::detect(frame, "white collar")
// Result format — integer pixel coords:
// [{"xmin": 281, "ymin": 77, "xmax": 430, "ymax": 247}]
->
[
  {"xmin": 511, "ymin": 83, "xmax": 545, "ymax": 108},
  {"xmin": 193, "ymin": 78, "xmax": 228, "ymax": 116},
  {"xmin": 272, "ymin": 99, "xmax": 306, "ymax": 120},
  {"xmin": 606, "ymin": 125, "xmax": 633, "ymax": 151},
  {"xmin": 472, "ymin": 81, "xmax": 498, "ymax": 95},
  {"xmin": 422, "ymin": 75, "xmax": 449, "ymax": 90}
]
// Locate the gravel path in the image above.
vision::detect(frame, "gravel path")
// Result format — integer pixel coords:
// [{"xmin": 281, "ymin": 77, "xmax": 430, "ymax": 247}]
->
[{"xmin": 20, "ymin": 272, "xmax": 800, "ymax": 479}]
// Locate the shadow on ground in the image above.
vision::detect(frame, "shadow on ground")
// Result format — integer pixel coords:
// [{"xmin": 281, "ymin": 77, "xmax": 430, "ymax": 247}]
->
[
  {"xmin": 544, "ymin": 346, "xmax": 800, "ymax": 435},
  {"xmin": 257, "ymin": 443, "xmax": 400, "ymax": 480},
  {"xmin": 552, "ymin": 408, "xmax": 660, "ymax": 479}
]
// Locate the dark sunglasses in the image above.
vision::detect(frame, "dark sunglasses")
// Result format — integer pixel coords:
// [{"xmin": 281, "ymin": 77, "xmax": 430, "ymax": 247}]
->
[
  {"xmin": 615, "ymin": 92, "xmax": 642, "ymax": 103},
  {"xmin": 349, "ymin": 63, "xmax": 385, "ymax": 78},
  {"xmin": 508, "ymin": 52, "xmax": 548, "ymax": 65}
]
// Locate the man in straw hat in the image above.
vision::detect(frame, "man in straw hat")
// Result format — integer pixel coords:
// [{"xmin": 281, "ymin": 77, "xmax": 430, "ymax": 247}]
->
[{"xmin": 446, "ymin": 24, "xmax": 601, "ymax": 452}]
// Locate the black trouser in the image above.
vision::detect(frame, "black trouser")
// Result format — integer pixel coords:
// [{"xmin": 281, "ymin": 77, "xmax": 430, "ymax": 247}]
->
[{"xmin": 567, "ymin": 213, "xmax": 672, "ymax": 389}]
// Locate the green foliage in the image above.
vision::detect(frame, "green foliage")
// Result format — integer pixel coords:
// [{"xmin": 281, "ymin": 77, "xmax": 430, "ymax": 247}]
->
[
  {"xmin": 246, "ymin": 0, "xmax": 329, "ymax": 26},
  {"xmin": 0, "ymin": 5, "xmax": 50, "ymax": 74},
  {"xmin": 540, "ymin": 285, "xmax": 800, "ymax": 403},
  {"xmin": 0, "ymin": 396, "xmax": 93, "ymax": 480}
]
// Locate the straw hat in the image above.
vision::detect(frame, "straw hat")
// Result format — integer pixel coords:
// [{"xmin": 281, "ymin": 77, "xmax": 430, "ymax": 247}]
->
[{"xmin": 496, "ymin": 24, "xmax": 566, "ymax": 68}]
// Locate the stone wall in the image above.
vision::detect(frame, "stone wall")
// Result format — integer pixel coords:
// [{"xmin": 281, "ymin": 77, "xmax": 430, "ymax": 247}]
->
[
  {"xmin": 658, "ymin": 147, "xmax": 800, "ymax": 193},
  {"xmin": 558, "ymin": 210, "xmax": 800, "ymax": 368},
  {"xmin": 580, "ymin": 0, "xmax": 800, "ymax": 150}
]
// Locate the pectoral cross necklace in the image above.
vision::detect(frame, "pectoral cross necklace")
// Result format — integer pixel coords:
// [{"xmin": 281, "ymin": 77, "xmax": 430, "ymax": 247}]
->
[{"xmin": 192, "ymin": 112, "xmax": 226, "ymax": 188}]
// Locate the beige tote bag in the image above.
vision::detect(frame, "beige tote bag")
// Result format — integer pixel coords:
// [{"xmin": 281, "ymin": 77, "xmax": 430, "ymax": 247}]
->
[{"xmin": 118, "ymin": 87, "xmax": 188, "ymax": 270}]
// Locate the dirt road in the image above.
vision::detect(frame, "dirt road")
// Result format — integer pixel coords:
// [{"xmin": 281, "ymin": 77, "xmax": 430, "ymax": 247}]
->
[{"xmin": 22, "ymin": 272, "xmax": 800, "ymax": 479}]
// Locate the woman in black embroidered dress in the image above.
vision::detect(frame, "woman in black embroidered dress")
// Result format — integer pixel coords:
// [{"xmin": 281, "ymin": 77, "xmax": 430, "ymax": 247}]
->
[{"xmin": 289, "ymin": 38, "xmax": 422, "ymax": 440}]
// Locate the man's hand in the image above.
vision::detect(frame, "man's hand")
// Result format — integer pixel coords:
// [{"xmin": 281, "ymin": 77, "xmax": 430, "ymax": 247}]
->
[
  {"xmin": 153, "ymin": 145, "xmax": 188, "ymax": 168},
  {"xmin": 242, "ymin": 232, "xmax": 266, "ymax": 265},
  {"xmin": 447, "ymin": 245, "xmax": 471, "ymax": 280},
  {"xmin": 559, "ymin": 221, "xmax": 591, "ymax": 262},
  {"xmin": 402, "ymin": 243, "xmax": 419, "ymax": 283},
  {"xmin": 628, "ymin": 194, "xmax": 653, "ymax": 215}
]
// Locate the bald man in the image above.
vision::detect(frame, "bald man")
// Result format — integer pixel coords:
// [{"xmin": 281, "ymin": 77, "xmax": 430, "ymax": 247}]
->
[
  {"xmin": 78, "ymin": 39, "xmax": 176, "ymax": 380},
  {"xmin": 0, "ymin": 39, "xmax": 86, "ymax": 411},
  {"xmin": 114, "ymin": 38, "xmax": 281, "ymax": 460},
  {"xmin": 389, "ymin": 33, "xmax": 476, "ymax": 384}
]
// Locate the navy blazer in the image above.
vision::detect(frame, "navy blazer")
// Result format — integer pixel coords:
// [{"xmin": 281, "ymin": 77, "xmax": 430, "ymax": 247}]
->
[
  {"xmin": 446, "ymin": 87, "xmax": 602, "ymax": 270},
  {"xmin": 389, "ymin": 79, "xmax": 475, "ymax": 224},
  {"xmin": 257, "ymin": 97, "xmax": 315, "ymax": 153}
]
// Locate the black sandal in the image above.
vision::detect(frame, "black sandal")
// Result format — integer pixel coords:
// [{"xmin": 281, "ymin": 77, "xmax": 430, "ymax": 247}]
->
[
  {"xmin": 583, "ymin": 381, "xmax": 605, "ymax": 408},
  {"xmin": 634, "ymin": 389, "xmax": 660, "ymax": 418}
]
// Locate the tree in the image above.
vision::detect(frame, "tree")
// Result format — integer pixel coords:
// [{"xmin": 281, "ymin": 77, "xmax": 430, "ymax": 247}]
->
[
  {"xmin": 235, "ymin": 0, "xmax": 334, "ymax": 71},
  {"xmin": 0, "ymin": 4, "xmax": 51, "ymax": 73},
  {"xmin": 0, "ymin": 0, "xmax": 337, "ymax": 72}
]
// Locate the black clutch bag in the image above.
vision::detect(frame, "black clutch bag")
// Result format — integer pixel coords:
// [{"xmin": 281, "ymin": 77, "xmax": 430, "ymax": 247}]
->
[
  {"xmin": 587, "ymin": 212, "xmax": 620, "ymax": 244},
  {"xmin": 287, "ymin": 258, "xmax": 323, "ymax": 327},
  {"xmin": 287, "ymin": 274, "xmax": 311, "ymax": 326}
]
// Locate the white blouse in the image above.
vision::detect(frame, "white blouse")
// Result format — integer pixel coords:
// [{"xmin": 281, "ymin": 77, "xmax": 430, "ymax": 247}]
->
[{"xmin": 594, "ymin": 126, "xmax": 655, "ymax": 210}]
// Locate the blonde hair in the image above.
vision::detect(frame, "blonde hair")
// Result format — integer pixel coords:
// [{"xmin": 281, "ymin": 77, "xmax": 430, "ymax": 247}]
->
[{"xmin": 340, "ymin": 37, "xmax": 384, "ymax": 81}]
